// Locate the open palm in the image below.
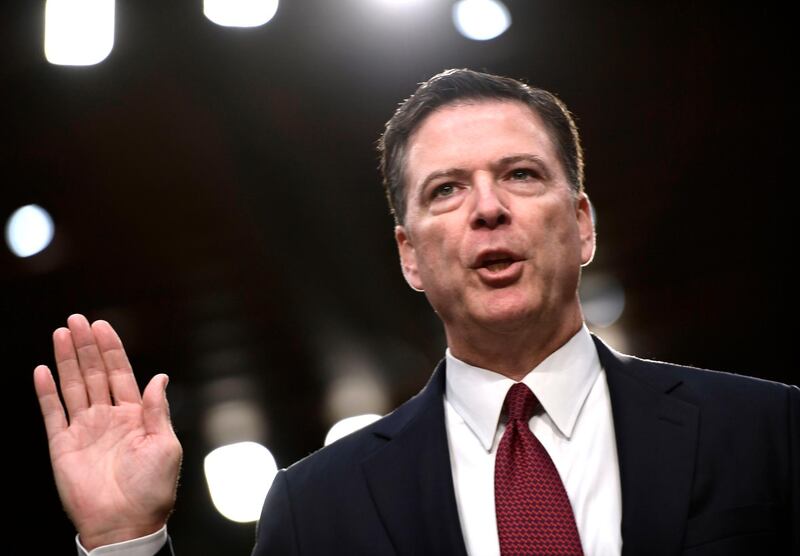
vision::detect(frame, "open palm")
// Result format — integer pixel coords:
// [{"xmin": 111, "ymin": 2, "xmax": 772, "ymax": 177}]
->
[{"xmin": 34, "ymin": 314, "xmax": 182, "ymax": 550}]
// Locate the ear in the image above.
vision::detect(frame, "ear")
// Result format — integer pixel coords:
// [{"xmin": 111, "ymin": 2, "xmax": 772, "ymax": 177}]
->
[
  {"xmin": 395, "ymin": 225, "xmax": 425, "ymax": 292},
  {"xmin": 576, "ymin": 193, "xmax": 596, "ymax": 266}
]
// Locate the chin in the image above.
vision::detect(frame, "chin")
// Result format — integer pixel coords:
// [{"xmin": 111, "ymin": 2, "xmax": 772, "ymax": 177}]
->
[{"xmin": 473, "ymin": 295, "xmax": 542, "ymax": 332}]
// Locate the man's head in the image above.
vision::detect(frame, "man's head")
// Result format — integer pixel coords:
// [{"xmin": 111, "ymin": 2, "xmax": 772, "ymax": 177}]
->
[
  {"xmin": 379, "ymin": 68, "xmax": 585, "ymax": 226},
  {"xmin": 383, "ymin": 70, "xmax": 595, "ymax": 362}
]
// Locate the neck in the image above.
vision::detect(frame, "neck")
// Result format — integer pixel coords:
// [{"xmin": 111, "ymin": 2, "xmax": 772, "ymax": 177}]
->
[{"xmin": 445, "ymin": 308, "xmax": 584, "ymax": 381}]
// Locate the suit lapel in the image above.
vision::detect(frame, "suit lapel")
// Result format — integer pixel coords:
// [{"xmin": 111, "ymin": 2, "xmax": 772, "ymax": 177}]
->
[
  {"xmin": 593, "ymin": 335, "xmax": 699, "ymax": 556},
  {"xmin": 362, "ymin": 361, "xmax": 468, "ymax": 556}
]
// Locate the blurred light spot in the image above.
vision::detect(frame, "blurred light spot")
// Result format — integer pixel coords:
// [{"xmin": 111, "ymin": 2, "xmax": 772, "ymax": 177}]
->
[
  {"xmin": 325, "ymin": 414, "xmax": 382, "ymax": 446},
  {"xmin": 204, "ymin": 442, "xmax": 277, "ymax": 523},
  {"xmin": 452, "ymin": 0, "xmax": 511, "ymax": 41},
  {"xmin": 44, "ymin": 0, "xmax": 114, "ymax": 66},
  {"xmin": 379, "ymin": 0, "xmax": 423, "ymax": 6},
  {"xmin": 204, "ymin": 0, "xmax": 279, "ymax": 28},
  {"xmin": 6, "ymin": 204, "xmax": 55, "ymax": 258},
  {"xmin": 326, "ymin": 369, "xmax": 390, "ymax": 423},
  {"xmin": 203, "ymin": 398, "xmax": 267, "ymax": 447},
  {"xmin": 197, "ymin": 347, "xmax": 255, "ymax": 377},
  {"xmin": 587, "ymin": 324, "xmax": 630, "ymax": 354},
  {"xmin": 314, "ymin": 325, "xmax": 392, "ymax": 427},
  {"xmin": 580, "ymin": 272, "xmax": 626, "ymax": 328}
]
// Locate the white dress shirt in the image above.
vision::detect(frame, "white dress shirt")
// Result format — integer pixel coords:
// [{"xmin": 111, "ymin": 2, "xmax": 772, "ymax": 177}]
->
[
  {"xmin": 444, "ymin": 324, "xmax": 623, "ymax": 556},
  {"xmin": 77, "ymin": 325, "xmax": 621, "ymax": 556},
  {"xmin": 76, "ymin": 525, "xmax": 167, "ymax": 556}
]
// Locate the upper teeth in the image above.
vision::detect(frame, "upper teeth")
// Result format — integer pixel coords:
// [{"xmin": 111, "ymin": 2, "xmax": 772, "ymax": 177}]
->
[{"xmin": 486, "ymin": 261, "xmax": 512, "ymax": 271}]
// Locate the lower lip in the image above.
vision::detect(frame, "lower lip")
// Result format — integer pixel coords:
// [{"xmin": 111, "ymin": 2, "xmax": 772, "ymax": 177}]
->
[{"xmin": 475, "ymin": 261, "xmax": 523, "ymax": 287}]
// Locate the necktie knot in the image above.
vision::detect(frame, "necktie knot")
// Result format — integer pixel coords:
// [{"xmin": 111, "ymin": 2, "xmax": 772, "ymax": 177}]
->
[{"xmin": 504, "ymin": 382, "xmax": 538, "ymax": 422}]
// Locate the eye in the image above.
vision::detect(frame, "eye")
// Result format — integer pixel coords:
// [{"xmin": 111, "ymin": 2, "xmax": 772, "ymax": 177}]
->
[
  {"xmin": 431, "ymin": 183, "xmax": 457, "ymax": 198},
  {"xmin": 508, "ymin": 168, "xmax": 537, "ymax": 180}
]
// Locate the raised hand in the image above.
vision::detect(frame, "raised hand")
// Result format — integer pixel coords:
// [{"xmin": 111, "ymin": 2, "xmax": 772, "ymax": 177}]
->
[{"xmin": 33, "ymin": 314, "xmax": 182, "ymax": 551}]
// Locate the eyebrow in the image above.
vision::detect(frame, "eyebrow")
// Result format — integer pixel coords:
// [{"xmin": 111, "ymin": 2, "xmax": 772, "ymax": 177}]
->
[{"xmin": 416, "ymin": 153, "xmax": 552, "ymax": 199}]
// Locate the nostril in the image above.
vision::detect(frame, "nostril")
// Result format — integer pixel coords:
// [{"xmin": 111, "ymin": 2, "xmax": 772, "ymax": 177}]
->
[{"xmin": 474, "ymin": 212, "xmax": 508, "ymax": 229}]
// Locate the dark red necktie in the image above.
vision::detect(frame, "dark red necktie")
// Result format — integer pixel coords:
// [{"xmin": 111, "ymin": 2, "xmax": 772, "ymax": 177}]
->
[{"xmin": 495, "ymin": 382, "xmax": 584, "ymax": 555}]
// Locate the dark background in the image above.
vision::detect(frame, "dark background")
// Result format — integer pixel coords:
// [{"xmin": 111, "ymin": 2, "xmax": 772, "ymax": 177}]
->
[{"xmin": 3, "ymin": 1, "xmax": 792, "ymax": 553}]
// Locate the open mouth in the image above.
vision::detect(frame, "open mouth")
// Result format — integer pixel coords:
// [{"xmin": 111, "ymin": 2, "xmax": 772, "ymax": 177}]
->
[
  {"xmin": 483, "ymin": 258, "xmax": 514, "ymax": 272},
  {"xmin": 472, "ymin": 251, "xmax": 523, "ymax": 286}
]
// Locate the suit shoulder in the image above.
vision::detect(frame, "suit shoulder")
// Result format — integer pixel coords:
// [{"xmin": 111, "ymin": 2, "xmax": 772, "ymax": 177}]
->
[
  {"xmin": 282, "ymin": 390, "xmax": 426, "ymax": 484},
  {"xmin": 611, "ymin": 347, "xmax": 797, "ymax": 407},
  {"xmin": 286, "ymin": 419, "xmax": 381, "ymax": 477}
]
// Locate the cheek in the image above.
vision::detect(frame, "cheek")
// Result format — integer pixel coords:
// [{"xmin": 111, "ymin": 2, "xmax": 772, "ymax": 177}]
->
[
  {"xmin": 532, "ymin": 205, "xmax": 583, "ymax": 272},
  {"xmin": 414, "ymin": 223, "xmax": 459, "ymax": 272},
  {"xmin": 546, "ymin": 202, "xmax": 581, "ymax": 245},
  {"xmin": 417, "ymin": 240, "xmax": 455, "ymax": 281}
]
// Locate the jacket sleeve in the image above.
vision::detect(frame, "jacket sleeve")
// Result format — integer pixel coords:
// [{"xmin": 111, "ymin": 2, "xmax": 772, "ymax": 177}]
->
[{"xmin": 251, "ymin": 470, "xmax": 300, "ymax": 556}]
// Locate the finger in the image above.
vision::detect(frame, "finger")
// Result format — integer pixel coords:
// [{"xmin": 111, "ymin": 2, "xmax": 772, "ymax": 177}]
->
[
  {"xmin": 33, "ymin": 365, "xmax": 68, "ymax": 441},
  {"xmin": 53, "ymin": 326, "xmax": 90, "ymax": 417},
  {"xmin": 66, "ymin": 314, "xmax": 112, "ymax": 406},
  {"xmin": 92, "ymin": 320, "xmax": 142, "ymax": 405},
  {"xmin": 142, "ymin": 374, "xmax": 174, "ymax": 437}
]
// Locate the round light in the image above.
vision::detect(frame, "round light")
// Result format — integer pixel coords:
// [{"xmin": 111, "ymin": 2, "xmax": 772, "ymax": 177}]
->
[
  {"xmin": 325, "ymin": 414, "xmax": 382, "ymax": 446},
  {"xmin": 5, "ymin": 204, "xmax": 55, "ymax": 258},
  {"xmin": 452, "ymin": 0, "xmax": 511, "ymax": 41},
  {"xmin": 204, "ymin": 0, "xmax": 279, "ymax": 28},
  {"xmin": 204, "ymin": 441, "xmax": 278, "ymax": 523}
]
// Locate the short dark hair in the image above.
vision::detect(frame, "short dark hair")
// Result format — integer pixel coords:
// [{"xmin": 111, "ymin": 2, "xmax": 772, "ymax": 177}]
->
[{"xmin": 378, "ymin": 68, "xmax": 585, "ymax": 225}]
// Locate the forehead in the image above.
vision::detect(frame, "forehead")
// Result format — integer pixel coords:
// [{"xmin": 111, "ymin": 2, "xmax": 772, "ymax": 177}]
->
[{"xmin": 405, "ymin": 100, "xmax": 561, "ymax": 187}]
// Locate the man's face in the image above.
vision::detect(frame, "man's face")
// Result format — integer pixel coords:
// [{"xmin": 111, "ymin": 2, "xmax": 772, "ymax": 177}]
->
[{"xmin": 395, "ymin": 100, "xmax": 595, "ymax": 337}]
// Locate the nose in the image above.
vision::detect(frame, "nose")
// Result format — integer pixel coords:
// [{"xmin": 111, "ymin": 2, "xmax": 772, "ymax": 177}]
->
[{"xmin": 470, "ymin": 175, "xmax": 510, "ymax": 230}]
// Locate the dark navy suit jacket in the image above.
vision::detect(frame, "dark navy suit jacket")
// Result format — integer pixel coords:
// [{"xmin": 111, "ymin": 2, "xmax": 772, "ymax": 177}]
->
[{"xmin": 162, "ymin": 335, "xmax": 800, "ymax": 555}]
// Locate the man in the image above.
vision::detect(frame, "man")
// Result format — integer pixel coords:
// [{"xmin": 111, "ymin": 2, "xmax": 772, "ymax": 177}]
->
[{"xmin": 35, "ymin": 69, "xmax": 799, "ymax": 555}]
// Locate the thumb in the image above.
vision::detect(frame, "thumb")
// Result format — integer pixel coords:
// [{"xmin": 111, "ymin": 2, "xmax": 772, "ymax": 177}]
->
[{"xmin": 142, "ymin": 373, "xmax": 173, "ymax": 436}]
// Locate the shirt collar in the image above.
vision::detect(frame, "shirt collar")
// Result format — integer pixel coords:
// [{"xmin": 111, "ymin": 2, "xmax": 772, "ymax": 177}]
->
[{"xmin": 444, "ymin": 324, "xmax": 601, "ymax": 452}]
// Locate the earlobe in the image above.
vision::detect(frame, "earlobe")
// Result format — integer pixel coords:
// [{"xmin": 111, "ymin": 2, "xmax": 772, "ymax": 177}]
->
[
  {"xmin": 395, "ymin": 225, "xmax": 425, "ymax": 292},
  {"xmin": 576, "ymin": 193, "xmax": 596, "ymax": 266}
]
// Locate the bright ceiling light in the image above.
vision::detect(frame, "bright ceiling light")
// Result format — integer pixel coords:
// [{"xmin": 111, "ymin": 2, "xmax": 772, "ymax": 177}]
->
[
  {"xmin": 204, "ymin": 0, "xmax": 279, "ymax": 28},
  {"xmin": 5, "ymin": 204, "xmax": 55, "ymax": 258},
  {"xmin": 325, "ymin": 414, "xmax": 382, "ymax": 446},
  {"xmin": 204, "ymin": 442, "xmax": 278, "ymax": 523},
  {"xmin": 452, "ymin": 0, "xmax": 511, "ymax": 41},
  {"xmin": 44, "ymin": 0, "xmax": 115, "ymax": 66}
]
